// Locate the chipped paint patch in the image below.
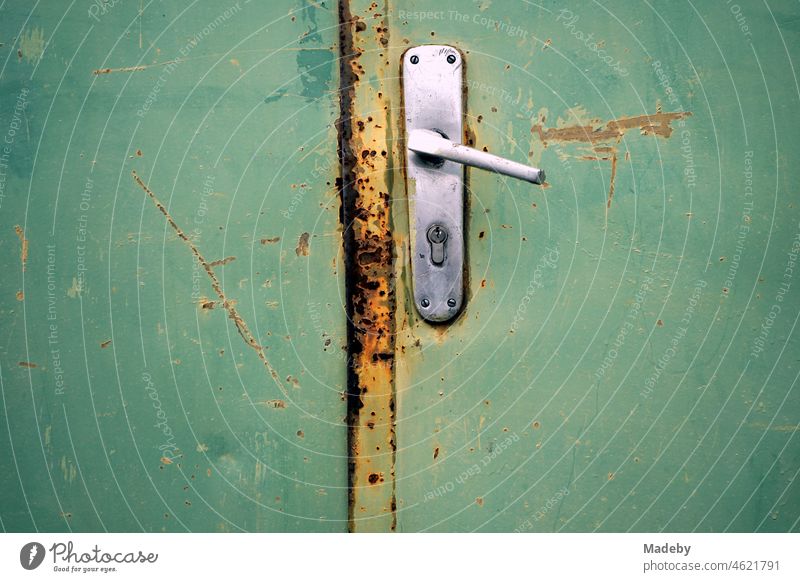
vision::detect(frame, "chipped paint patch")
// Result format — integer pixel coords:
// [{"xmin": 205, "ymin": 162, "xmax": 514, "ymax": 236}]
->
[
  {"xmin": 19, "ymin": 28, "xmax": 45, "ymax": 63},
  {"xmin": 532, "ymin": 110, "xmax": 691, "ymax": 145},
  {"xmin": 14, "ymin": 225, "xmax": 28, "ymax": 271},
  {"xmin": 295, "ymin": 232, "xmax": 311, "ymax": 256}
]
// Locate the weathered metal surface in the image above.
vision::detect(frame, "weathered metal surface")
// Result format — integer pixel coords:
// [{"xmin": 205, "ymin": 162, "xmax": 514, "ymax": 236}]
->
[
  {"xmin": 338, "ymin": 0, "xmax": 398, "ymax": 532},
  {"xmin": 0, "ymin": 1, "xmax": 348, "ymax": 531},
  {"xmin": 2, "ymin": 0, "xmax": 799, "ymax": 535},
  {"xmin": 392, "ymin": 0, "xmax": 800, "ymax": 532}
]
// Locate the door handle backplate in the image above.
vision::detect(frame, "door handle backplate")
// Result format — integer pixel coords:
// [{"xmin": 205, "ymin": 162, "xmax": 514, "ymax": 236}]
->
[
  {"xmin": 403, "ymin": 45, "xmax": 545, "ymax": 323},
  {"xmin": 403, "ymin": 45, "xmax": 465, "ymax": 323}
]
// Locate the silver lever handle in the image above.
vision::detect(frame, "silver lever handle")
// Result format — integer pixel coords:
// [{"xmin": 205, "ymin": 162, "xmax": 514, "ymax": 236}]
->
[{"xmin": 407, "ymin": 129, "xmax": 546, "ymax": 185}]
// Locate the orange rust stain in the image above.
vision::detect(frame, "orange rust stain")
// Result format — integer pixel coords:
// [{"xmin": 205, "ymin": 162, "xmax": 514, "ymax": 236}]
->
[
  {"xmin": 18, "ymin": 361, "xmax": 37, "ymax": 368},
  {"xmin": 100, "ymin": 339, "xmax": 112, "ymax": 349},
  {"xmin": 16, "ymin": 290, "xmax": 24, "ymax": 301},
  {"xmin": 132, "ymin": 171, "xmax": 287, "ymax": 399},
  {"xmin": 260, "ymin": 399, "xmax": 286, "ymax": 409},
  {"xmin": 295, "ymin": 232, "xmax": 310, "ymax": 256},
  {"xmin": 14, "ymin": 225, "xmax": 28, "ymax": 271},
  {"xmin": 260, "ymin": 236, "xmax": 280, "ymax": 244},
  {"xmin": 532, "ymin": 111, "xmax": 691, "ymax": 145}
]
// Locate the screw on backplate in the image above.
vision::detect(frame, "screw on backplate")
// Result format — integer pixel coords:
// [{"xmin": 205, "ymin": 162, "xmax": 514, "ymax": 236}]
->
[
  {"xmin": 421, "ymin": 298, "xmax": 430, "ymax": 308},
  {"xmin": 410, "ymin": 55, "xmax": 419, "ymax": 64},
  {"xmin": 447, "ymin": 298, "xmax": 456, "ymax": 308},
  {"xmin": 446, "ymin": 54, "xmax": 456, "ymax": 64}
]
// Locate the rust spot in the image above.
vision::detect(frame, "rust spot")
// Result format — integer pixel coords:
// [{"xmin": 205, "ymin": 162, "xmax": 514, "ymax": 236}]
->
[
  {"xmin": 532, "ymin": 111, "xmax": 691, "ymax": 145},
  {"xmin": 608, "ymin": 472, "xmax": 615, "ymax": 481},
  {"xmin": 15, "ymin": 290, "xmax": 24, "ymax": 301},
  {"xmin": 100, "ymin": 339, "xmax": 112, "ymax": 349},
  {"xmin": 480, "ymin": 279, "xmax": 486, "ymax": 288},
  {"xmin": 260, "ymin": 399, "xmax": 286, "ymax": 409},
  {"xmin": 18, "ymin": 361, "xmax": 37, "ymax": 368},
  {"xmin": 135, "ymin": 149, "xmax": 143, "ymax": 157},
  {"xmin": 532, "ymin": 421, "xmax": 541, "ymax": 429},
  {"xmin": 656, "ymin": 319, "xmax": 664, "ymax": 327},
  {"xmin": 14, "ymin": 225, "xmax": 28, "ymax": 271},
  {"xmin": 260, "ymin": 236, "xmax": 280, "ymax": 244},
  {"xmin": 208, "ymin": 256, "xmax": 236, "ymax": 267},
  {"xmin": 295, "ymin": 232, "xmax": 310, "ymax": 256},
  {"xmin": 160, "ymin": 456, "xmax": 173, "ymax": 465},
  {"xmin": 367, "ymin": 472, "xmax": 384, "ymax": 484},
  {"xmin": 199, "ymin": 297, "xmax": 217, "ymax": 310},
  {"xmin": 433, "ymin": 447, "xmax": 440, "ymax": 459},
  {"xmin": 476, "ymin": 497, "xmax": 484, "ymax": 506},
  {"xmin": 131, "ymin": 171, "xmax": 288, "ymax": 399}
]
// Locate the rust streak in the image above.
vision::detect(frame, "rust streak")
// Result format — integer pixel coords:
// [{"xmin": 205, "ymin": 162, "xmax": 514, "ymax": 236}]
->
[
  {"xmin": 18, "ymin": 361, "xmax": 37, "ymax": 368},
  {"xmin": 14, "ymin": 225, "xmax": 28, "ymax": 271},
  {"xmin": 607, "ymin": 150, "xmax": 618, "ymax": 209},
  {"xmin": 338, "ymin": 0, "xmax": 396, "ymax": 533},
  {"xmin": 131, "ymin": 171, "xmax": 287, "ymax": 399}
]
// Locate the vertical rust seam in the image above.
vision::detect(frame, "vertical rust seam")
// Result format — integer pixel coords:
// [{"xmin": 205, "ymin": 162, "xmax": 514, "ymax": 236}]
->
[{"xmin": 337, "ymin": 0, "xmax": 397, "ymax": 532}]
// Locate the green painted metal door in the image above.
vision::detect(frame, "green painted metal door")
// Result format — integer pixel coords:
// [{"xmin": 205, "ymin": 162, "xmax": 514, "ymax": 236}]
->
[
  {"xmin": 388, "ymin": 0, "xmax": 800, "ymax": 532},
  {"xmin": 2, "ymin": 0, "xmax": 799, "ymax": 534},
  {"xmin": 1, "ymin": 1, "xmax": 348, "ymax": 532}
]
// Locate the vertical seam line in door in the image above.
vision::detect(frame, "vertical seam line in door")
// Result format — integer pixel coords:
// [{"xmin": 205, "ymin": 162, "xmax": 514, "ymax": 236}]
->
[{"xmin": 337, "ymin": 0, "xmax": 397, "ymax": 533}]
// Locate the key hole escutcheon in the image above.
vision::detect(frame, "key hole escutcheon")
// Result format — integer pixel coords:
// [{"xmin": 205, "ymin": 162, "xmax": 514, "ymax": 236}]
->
[{"xmin": 427, "ymin": 224, "xmax": 448, "ymax": 265}]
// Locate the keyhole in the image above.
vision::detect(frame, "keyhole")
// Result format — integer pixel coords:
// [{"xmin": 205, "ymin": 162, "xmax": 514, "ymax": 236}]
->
[{"xmin": 427, "ymin": 224, "xmax": 448, "ymax": 265}]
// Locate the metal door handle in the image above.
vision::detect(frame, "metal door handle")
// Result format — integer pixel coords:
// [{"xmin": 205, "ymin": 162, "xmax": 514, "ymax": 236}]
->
[
  {"xmin": 402, "ymin": 45, "xmax": 547, "ymax": 324},
  {"xmin": 407, "ymin": 129, "xmax": 545, "ymax": 185}
]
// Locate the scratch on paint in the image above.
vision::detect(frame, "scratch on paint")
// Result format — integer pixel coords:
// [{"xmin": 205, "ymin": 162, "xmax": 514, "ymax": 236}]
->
[
  {"xmin": 93, "ymin": 60, "xmax": 181, "ymax": 75},
  {"xmin": 14, "ymin": 225, "xmax": 28, "ymax": 271},
  {"xmin": 131, "ymin": 171, "xmax": 288, "ymax": 399}
]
